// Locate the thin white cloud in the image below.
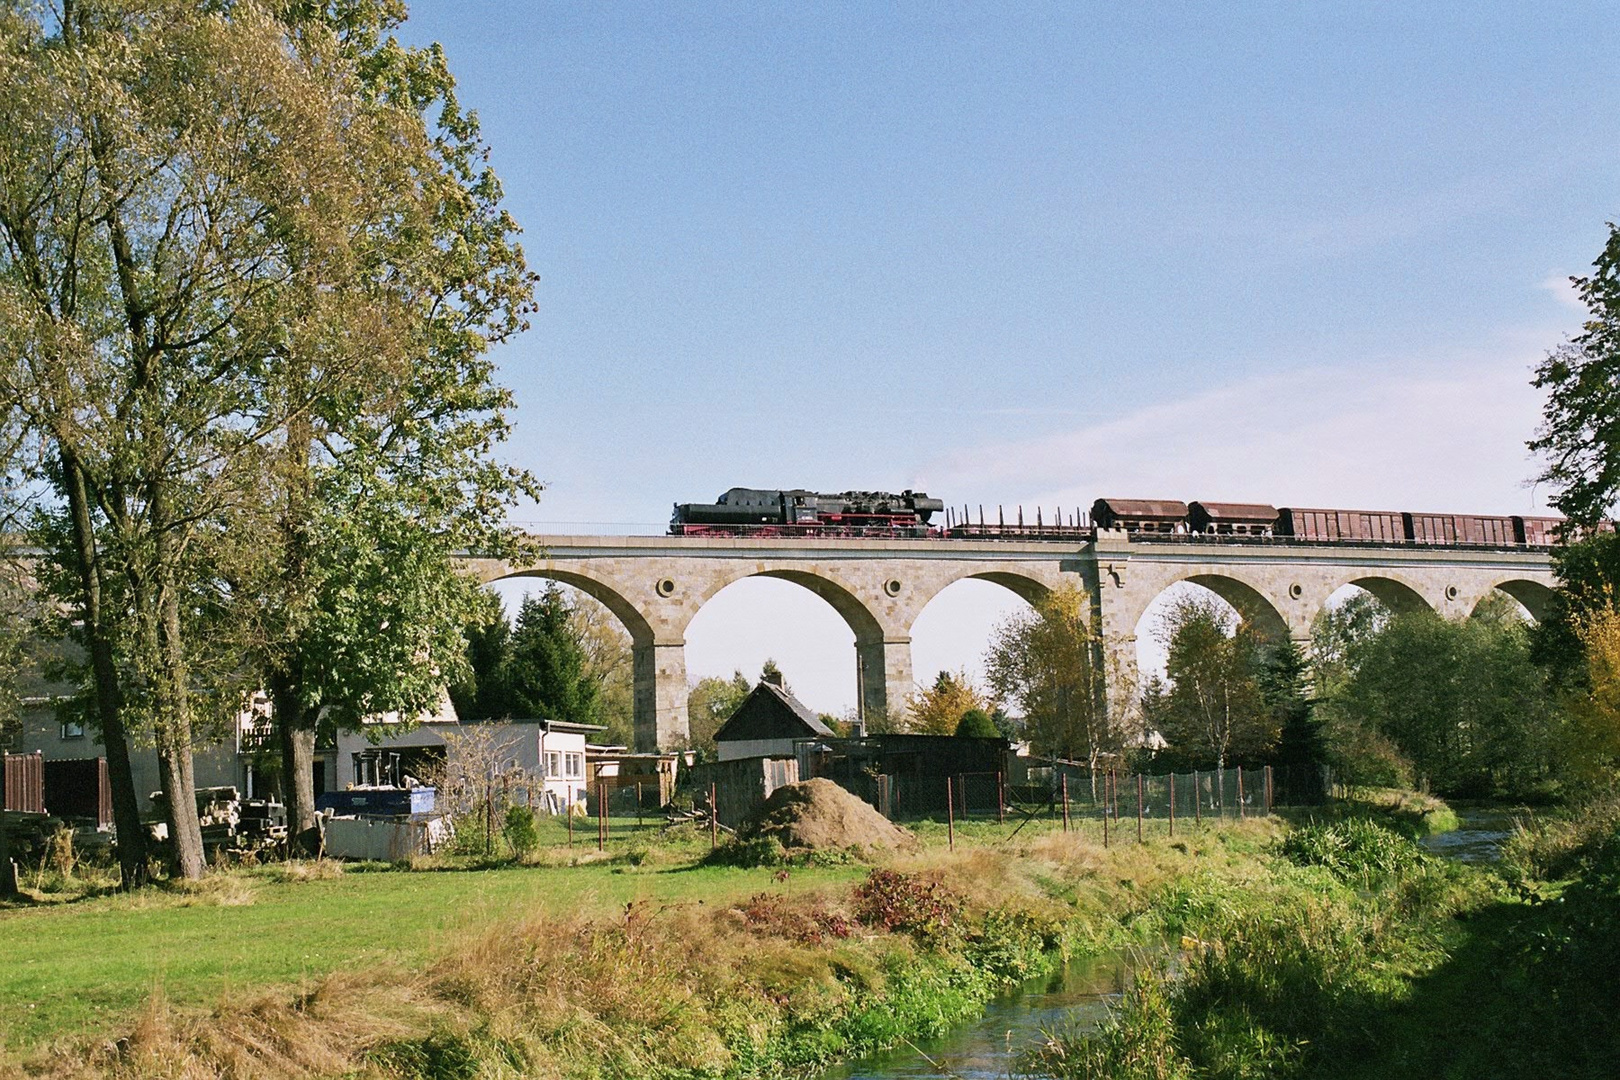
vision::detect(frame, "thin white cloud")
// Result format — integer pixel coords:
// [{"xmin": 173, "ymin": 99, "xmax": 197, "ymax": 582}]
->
[
  {"xmin": 924, "ymin": 347, "xmax": 1555, "ymax": 518},
  {"xmin": 1539, "ymin": 271, "xmax": 1585, "ymax": 312}
]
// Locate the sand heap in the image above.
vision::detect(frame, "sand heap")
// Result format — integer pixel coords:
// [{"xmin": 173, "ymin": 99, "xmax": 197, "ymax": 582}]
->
[{"xmin": 740, "ymin": 778, "xmax": 918, "ymax": 856}]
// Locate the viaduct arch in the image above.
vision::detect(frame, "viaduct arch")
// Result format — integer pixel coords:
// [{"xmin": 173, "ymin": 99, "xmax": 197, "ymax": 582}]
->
[{"xmin": 465, "ymin": 533, "xmax": 1556, "ymax": 752}]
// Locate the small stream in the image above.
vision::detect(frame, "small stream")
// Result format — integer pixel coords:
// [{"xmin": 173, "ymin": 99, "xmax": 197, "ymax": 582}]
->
[
  {"xmin": 819, "ymin": 953, "xmax": 1131, "ymax": 1080},
  {"xmin": 1417, "ymin": 807, "xmax": 1520, "ymax": 864},
  {"xmin": 824, "ymin": 809, "xmax": 1519, "ymax": 1079}
]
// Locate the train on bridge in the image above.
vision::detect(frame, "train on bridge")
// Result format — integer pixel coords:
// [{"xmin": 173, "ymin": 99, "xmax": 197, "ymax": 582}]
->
[{"xmin": 669, "ymin": 488, "xmax": 1571, "ymax": 549}]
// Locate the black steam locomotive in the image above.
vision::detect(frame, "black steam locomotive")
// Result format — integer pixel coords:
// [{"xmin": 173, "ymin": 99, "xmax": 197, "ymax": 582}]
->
[{"xmin": 671, "ymin": 487, "xmax": 945, "ymax": 537}]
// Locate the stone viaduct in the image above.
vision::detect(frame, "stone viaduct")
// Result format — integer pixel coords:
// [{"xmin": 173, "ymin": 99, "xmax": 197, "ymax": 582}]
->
[{"xmin": 463, "ymin": 532, "xmax": 1558, "ymax": 752}]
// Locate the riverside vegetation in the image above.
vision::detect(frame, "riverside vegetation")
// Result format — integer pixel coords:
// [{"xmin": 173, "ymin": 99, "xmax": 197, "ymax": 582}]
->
[
  {"xmin": 1018, "ymin": 792, "xmax": 1620, "ymax": 1080},
  {"xmin": 2, "ymin": 792, "xmax": 1615, "ymax": 1079}
]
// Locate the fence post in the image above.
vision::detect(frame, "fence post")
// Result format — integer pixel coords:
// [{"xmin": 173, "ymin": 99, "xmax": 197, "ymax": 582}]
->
[
  {"xmin": 485, "ymin": 774, "xmax": 494, "ymax": 857},
  {"xmin": 997, "ymin": 771, "xmax": 1005, "ymax": 826},
  {"xmin": 1265, "ymin": 765, "xmax": 1274, "ymax": 813},
  {"xmin": 1061, "ymin": 773, "xmax": 1070, "ymax": 833},
  {"xmin": 1238, "ymin": 769, "xmax": 1246, "ymax": 819},
  {"xmin": 710, "ymin": 781, "xmax": 718, "ymax": 851},
  {"xmin": 599, "ymin": 780, "xmax": 608, "ymax": 851},
  {"xmin": 567, "ymin": 795, "xmax": 574, "ymax": 847},
  {"xmin": 946, "ymin": 777, "xmax": 955, "ymax": 851},
  {"xmin": 0, "ymin": 753, "xmax": 13, "ymax": 897},
  {"xmin": 1136, "ymin": 773, "xmax": 1144, "ymax": 844},
  {"xmin": 1102, "ymin": 783, "xmax": 1109, "ymax": 848},
  {"xmin": 1169, "ymin": 771, "xmax": 1176, "ymax": 838},
  {"xmin": 637, "ymin": 782, "xmax": 643, "ymax": 827},
  {"xmin": 1194, "ymin": 770, "xmax": 1202, "ymax": 826}
]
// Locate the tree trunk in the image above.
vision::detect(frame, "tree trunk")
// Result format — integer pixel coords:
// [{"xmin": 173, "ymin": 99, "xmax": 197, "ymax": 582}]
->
[
  {"xmin": 269, "ymin": 665, "xmax": 318, "ymax": 848},
  {"xmin": 0, "ymin": 754, "xmax": 15, "ymax": 896},
  {"xmin": 61, "ymin": 452, "xmax": 148, "ymax": 888},
  {"xmin": 155, "ymin": 726, "xmax": 205, "ymax": 878},
  {"xmin": 155, "ymin": 560, "xmax": 205, "ymax": 880}
]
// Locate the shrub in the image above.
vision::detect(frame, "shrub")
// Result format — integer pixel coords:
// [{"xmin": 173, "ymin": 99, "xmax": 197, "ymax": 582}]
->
[
  {"xmin": 852, "ymin": 868, "xmax": 963, "ymax": 942},
  {"xmin": 1279, "ymin": 818, "xmax": 1424, "ymax": 883},
  {"xmin": 502, "ymin": 805, "xmax": 540, "ymax": 859}
]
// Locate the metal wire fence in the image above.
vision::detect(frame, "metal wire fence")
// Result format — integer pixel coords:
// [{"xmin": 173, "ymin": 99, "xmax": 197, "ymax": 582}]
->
[{"xmin": 834, "ymin": 762, "xmax": 1329, "ymax": 841}]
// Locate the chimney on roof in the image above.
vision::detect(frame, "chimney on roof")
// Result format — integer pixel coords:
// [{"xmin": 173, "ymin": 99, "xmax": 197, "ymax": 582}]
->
[{"xmin": 762, "ymin": 669, "xmax": 783, "ymax": 688}]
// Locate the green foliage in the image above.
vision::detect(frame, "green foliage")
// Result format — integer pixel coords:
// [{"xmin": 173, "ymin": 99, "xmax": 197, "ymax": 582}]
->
[
  {"xmin": 1279, "ymin": 819, "xmax": 1426, "ymax": 885},
  {"xmin": 1151, "ymin": 594, "xmax": 1277, "ymax": 771},
  {"xmin": 686, "ymin": 670, "xmax": 753, "ymax": 757},
  {"xmin": 1530, "ymin": 223, "xmax": 1620, "ymax": 527},
  {"xmin": 986, "ymin": 582, "xmax": 1124, "ymax": 765},
  {"xmin": 705, "ymin": 834, "xmax": 789, "ymax": 868},
  {"xmin": 446, "ymin": 591, "xmax": 511, "ymax": 722},
  {"xmin": 1030, "ymin": 821, "xmax": 1476, "ymax": 1080},
  {"xmin": 909, "ymin": 669, "xmax": 994, "ymax": 735},
  {"xmin": 956, "ymin": 707, "xmax": 1001, "ymax": 739},
  {"xmin": 368, "ymin": 1027, "xmax": 525, "ymax": 1079},
  {"xmin": 1530, "ymin": 530, "xmax": 1620, "ymax": 686},
  {"xmin": 501, "ymin": 805, "xmax": 540, "ymax": 859},
  {"xmin": 1328, "ymin": 609, "xmax": 1560, "ymax": 797},
  {"xmin": 506, "ymin": 587, "xmax": 599, "ymax": 725},
  {"xmin": 1021, "ymin": 974, "xmax": 1193, "ymax": 1080}
]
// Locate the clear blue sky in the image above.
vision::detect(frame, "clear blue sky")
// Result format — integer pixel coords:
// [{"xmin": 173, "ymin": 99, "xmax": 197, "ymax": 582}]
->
[{"xmin": 406, "ymin": 3, "xmax": 1618, "ymax": 714}]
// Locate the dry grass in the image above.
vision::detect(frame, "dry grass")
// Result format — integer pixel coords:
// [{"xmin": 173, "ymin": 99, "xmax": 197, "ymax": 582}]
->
[{"xmin": 11, "ymin": 819, "xmax": 1296, "ymax": 1079}]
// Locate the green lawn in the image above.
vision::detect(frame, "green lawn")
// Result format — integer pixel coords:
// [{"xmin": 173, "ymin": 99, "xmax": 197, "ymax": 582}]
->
[{"xmin": 0, "ymin": 857, "xmax": 865, "ymax": 1052}]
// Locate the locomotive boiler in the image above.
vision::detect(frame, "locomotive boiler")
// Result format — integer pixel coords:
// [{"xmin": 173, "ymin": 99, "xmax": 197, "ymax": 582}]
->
[{"xmin": 671, "ymin": 487, "xmax": 945, "ymax": 537}]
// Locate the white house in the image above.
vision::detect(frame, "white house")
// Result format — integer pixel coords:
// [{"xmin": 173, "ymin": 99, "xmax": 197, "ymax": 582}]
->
[{"xmin": 334, "ymin": 717, "xmax": 603, "ymax": 813}]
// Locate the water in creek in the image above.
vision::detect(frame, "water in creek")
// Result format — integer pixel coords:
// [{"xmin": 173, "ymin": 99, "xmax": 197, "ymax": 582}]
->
[
  {"xmin": 1417, "ymin": 807, "xmax": 1522, "ymax": 864},
  {"xmin": 819, "ymin": 952, "xmax": 1132, "ymax": 1080}
]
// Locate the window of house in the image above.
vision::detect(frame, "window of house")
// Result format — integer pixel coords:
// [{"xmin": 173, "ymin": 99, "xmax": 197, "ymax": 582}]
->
[
  {"xmin": 565, "ymin": 752, "xmax": 584, "ymax": 779},
  {"xmin": 544, "ymin": 750, "xmax": 562, "ymax": 779},
  {"xmin": 61, "ymin": 720, "xmax": 85, "ymax": 739}
]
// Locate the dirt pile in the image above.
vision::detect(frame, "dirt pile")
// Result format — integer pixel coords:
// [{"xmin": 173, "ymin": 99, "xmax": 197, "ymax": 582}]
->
[{"xmin": 740, "ymin": 778, "xmax": 917, "ymax": 855}]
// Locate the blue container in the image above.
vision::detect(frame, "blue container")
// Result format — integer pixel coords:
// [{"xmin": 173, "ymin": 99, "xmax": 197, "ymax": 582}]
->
[{"xmin": 316, "ymin": 787, "xmax": 435, "ymax": 818}]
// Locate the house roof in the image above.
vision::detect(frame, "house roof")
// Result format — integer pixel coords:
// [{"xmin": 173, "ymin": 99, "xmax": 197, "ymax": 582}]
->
[{"xmin": 713, "ymin": 681, "xmax": 832, "ymax": 743}]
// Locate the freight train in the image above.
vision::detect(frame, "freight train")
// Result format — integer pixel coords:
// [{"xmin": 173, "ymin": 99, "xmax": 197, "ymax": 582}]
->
[
  {"xmin": 668, "ymin": 487, "xmax": 1569, "ymax": 548},
  {"xmin": 671, "ymin": 488, "xmax": 945, "ymax": 537},
  {"xmin": 1089, "ymin": 499, "xmax": 1568, "ymax": 547}
]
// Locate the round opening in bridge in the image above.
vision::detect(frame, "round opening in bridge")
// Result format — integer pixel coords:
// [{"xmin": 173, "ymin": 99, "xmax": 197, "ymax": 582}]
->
[
  {"xmin": 655, "ymin": 577, "xmax": 677, "ymax": 598},
  {"xmin": 1288, "ymin": 582, "xmax": 1303, "ymax": 600},
  {"xmin": 884, "ymin": 578, "xmax": 903, "ymax": 597},
  {"xmin": 1445, "ymin": 584, "xmax": 1459, "ymax": 601}
]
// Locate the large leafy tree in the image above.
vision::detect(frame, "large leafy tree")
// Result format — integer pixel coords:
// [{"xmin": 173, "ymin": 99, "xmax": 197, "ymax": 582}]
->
[
  {"xmin": 906, "ymin": 669, "xmax": 993, "ymax": 735},
  {"xmin": 1152, "ymin": 593, "xmax": 1275, "ymax": 772},
  {"xmin": 685, "ymin": 670, "xmax": 752, "ymax": 757},
  {"xmin": 0, "ymin": 0, "xmax": 536, "ymax": 876},
  {"xmin": 1531, "ymin": 224, "xmax": 1620, "ymax": 527},
  {"xmin": 985, "ymin": 583, "xmax": 1126, "ymax": 770},
  {"xmin": 0, "ymin": 0, "xmax": 430, "ymax": 880},
  {"xmin": 234, "ymin": 2, "xmax": 537, "ymax": 842},
  {"xmin": 1332, "ymin": 608, "xmax": 1559, "ymax": 797}
]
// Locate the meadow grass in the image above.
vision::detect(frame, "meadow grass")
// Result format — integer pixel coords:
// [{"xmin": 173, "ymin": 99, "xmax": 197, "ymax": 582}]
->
[
  {"xmin": 0, "ymin": 810, "xmax": 1302, "ymax": 1078},
  {"xmin": 0, "ymin": 854, "xmax": 865, "ymax": 1052}
]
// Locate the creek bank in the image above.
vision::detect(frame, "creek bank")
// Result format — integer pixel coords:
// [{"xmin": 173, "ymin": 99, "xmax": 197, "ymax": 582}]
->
[
  {"xmin": 1020, "ymin": 796, "xmax": 1620, "ymax": 1080},
  {"xmin": 820, "ymin": 954, "xmax": 1131, "ymax": 1080}
]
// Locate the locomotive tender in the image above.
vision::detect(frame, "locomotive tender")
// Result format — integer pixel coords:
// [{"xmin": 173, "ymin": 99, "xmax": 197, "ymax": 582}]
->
[{"xmin": 671, "ymin": 487, "xmax": 945, "ymax": 537}]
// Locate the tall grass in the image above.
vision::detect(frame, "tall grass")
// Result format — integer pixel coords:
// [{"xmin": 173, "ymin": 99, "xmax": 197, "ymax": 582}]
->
[{"xmin": 1019, "ymin": 820, "xmax": 1486, "ymax": 1080}]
